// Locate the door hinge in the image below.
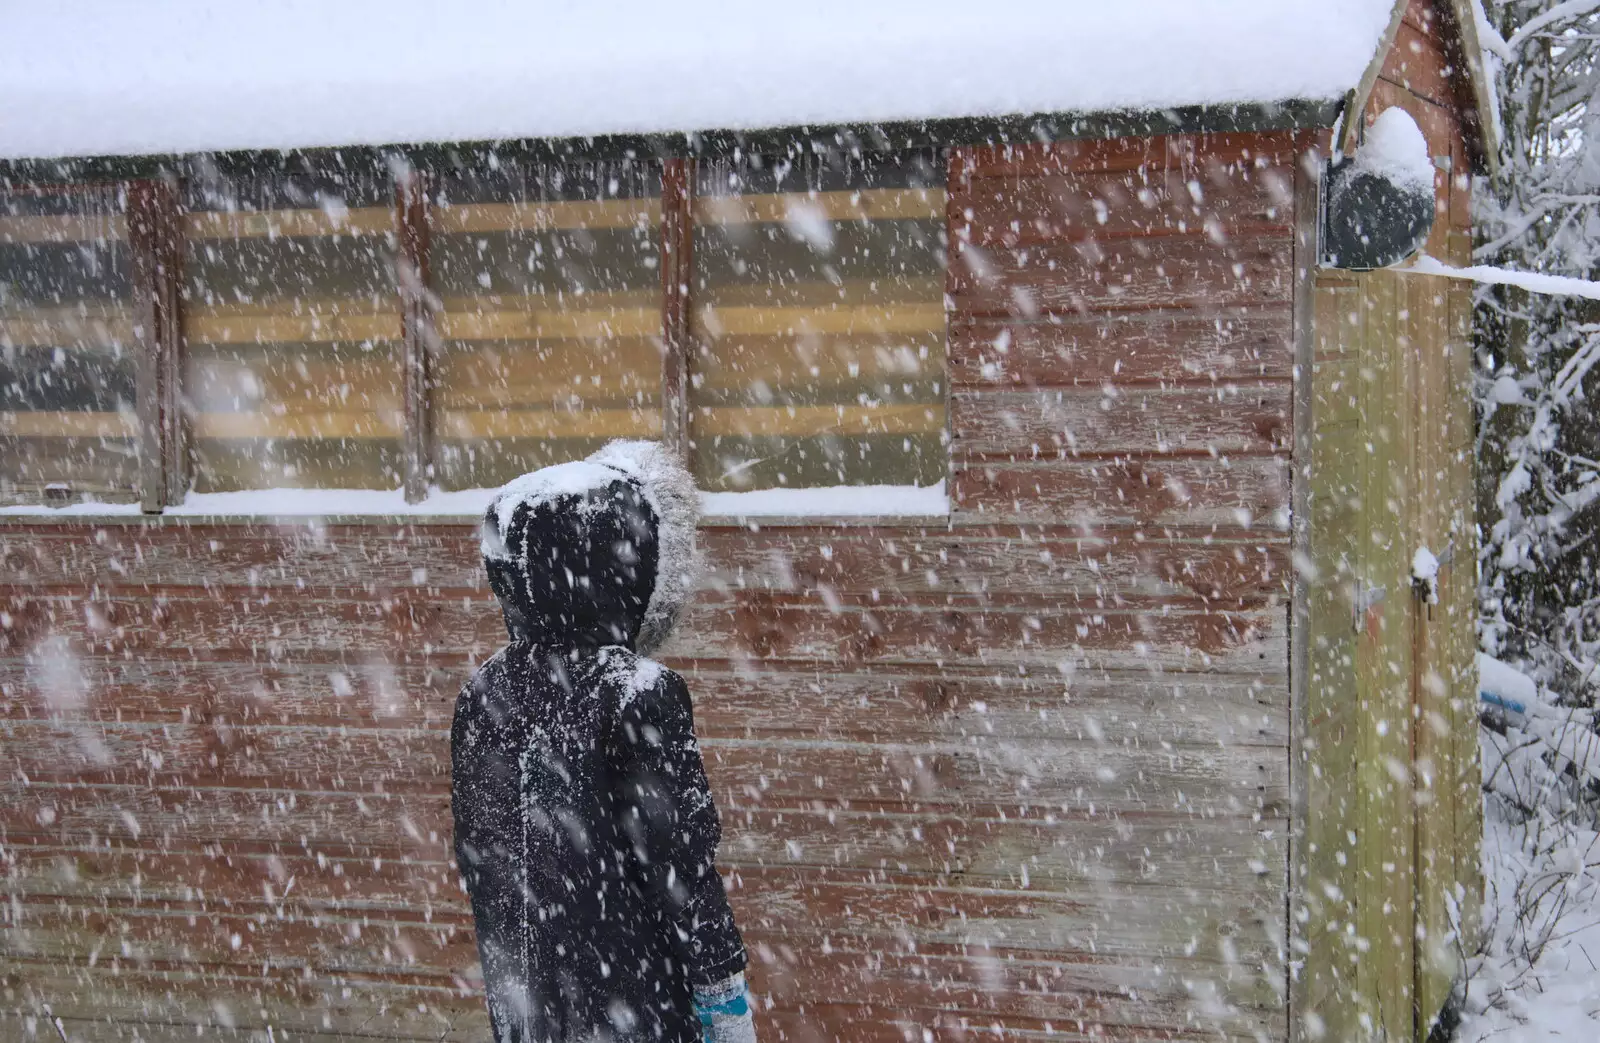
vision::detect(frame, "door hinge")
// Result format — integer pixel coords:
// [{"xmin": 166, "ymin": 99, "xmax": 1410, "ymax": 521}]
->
[{"xmin": 1354, "ymin": 579, "xmax": 1388, "ymax": 631}]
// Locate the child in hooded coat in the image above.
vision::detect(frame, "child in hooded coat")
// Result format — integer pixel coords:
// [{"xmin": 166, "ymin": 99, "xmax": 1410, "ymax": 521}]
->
[{"xmin": 451, "ymin": 441, "xmax": 755, "ymax": 1043}]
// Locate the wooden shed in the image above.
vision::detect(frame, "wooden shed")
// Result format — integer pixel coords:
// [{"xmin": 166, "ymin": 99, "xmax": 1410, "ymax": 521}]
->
[{"xmin": 0, "ymin": 2, "xmax": 1494, "ymax": 1040}]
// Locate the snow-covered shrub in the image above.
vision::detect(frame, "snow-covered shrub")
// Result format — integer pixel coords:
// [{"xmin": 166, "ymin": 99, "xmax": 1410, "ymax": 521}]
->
[{"xmin": 1463, "ymin": 2, "xmax": 1600, "ymax": 1038}]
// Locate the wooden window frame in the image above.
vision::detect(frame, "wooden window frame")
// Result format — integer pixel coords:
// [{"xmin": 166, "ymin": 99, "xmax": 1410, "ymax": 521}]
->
[
  {"xmin": 99, "ymin": 146, "xmax": 945, "ymax": 511},
  {"xmin": 126, "ymin": 177, "xmax": 188, "ymax": 512},
  {"xmin": 659, "ymin": 157, "xmax": 694, "ymax": 466},
  {"xmin": 396, "ymin": 166, "xmax": 434, "ymax": 502}
]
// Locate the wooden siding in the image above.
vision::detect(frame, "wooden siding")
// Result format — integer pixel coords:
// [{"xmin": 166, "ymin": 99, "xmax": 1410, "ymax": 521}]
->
[
  {"xmin": 0, "ymin": 131, "xmax": 1305, "ymax": 1041},
  {"xmin": 1295, "ymin": 2, "xmax": 1482, "ymax": 1040}
]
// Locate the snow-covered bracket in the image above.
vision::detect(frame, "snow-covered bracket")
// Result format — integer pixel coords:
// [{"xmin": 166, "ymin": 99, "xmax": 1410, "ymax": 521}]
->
[
  {"xmin": 1411, "ymin": 542, "xmax": 1449, "ymax": 606},
  {"xmin": 1321, "ymin": 107, "xmax": 1437, "ymax": 270}
]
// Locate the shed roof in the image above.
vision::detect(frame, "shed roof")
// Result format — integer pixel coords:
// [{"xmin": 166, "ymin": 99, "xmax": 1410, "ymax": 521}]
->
[{"xmin": 1, "ymin": 0, "xmax": 1404, "ymax": 161}]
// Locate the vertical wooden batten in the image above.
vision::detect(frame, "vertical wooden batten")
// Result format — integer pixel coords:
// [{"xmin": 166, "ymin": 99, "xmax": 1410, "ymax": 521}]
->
[
  {"xmin": 659, "ymin": 157, "xmax": 694, "ymax": 464},
  {"xmin": 396, "ymin": 166, "xmax": 435, "ymax": 503},
  {"xmin": 1287, "ymin": 134, "xmax": 1323, "ymax": 1043},
  {"xmin": 944, "ymin": 146, "xmax": 967, "ymax": 509},
  {"xmin": 126, "ymin": 177, "xmax": 187, "ymax": 512}
]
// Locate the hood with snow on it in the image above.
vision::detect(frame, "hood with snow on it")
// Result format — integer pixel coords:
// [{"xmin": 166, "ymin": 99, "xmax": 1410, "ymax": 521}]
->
[{"xmin": 479, "ymin": 441, "xmax": 698, "ymax": 654}]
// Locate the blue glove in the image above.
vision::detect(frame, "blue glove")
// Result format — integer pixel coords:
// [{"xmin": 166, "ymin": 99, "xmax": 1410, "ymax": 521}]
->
[{"xmin": 695, "ymin": 972, "xmax": 755, "ymax": 1043}]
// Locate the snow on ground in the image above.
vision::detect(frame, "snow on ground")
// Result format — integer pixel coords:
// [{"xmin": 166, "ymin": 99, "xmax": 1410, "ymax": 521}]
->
[
  {"xmin": 0, "ymin": 0, "xmax": 1394, "ymax": 159},
  {"xmin": 1460, "ymin": 656, "xmax": 1600, "ymax": 1042},
  {"xmin": 1460, "ymin": 794, "xmax": 1600, "ymax": 1043}
]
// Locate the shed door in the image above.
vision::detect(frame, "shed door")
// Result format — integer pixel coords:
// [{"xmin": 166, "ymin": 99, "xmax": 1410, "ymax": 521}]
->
[{"xmin": 1298, "ymin": 256, "xmax": 1478, "ymax": 1043}]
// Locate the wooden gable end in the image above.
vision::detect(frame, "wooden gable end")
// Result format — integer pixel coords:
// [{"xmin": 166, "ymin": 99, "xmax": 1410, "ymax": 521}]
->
[{"xmin": 1344, "ymin": 0, "xmax": 1499, "ymax": 181}]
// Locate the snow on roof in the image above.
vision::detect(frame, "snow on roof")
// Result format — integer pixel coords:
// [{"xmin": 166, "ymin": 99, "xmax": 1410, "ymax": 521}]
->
[{"xmin": 1, "ymin": 0, "xmax": 1397, "ymax": 161}]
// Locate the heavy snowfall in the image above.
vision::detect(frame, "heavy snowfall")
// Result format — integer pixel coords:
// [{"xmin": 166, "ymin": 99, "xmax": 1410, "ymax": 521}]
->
[{"xmin": 0, "ymin": 2, "xmax": 1596, "ymax": 1042}]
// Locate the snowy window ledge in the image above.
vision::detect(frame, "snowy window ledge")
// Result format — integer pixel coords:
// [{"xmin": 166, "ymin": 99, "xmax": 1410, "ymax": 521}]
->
[{"xmin": 0, "ymin": 482, "xmax": 951, "ymax": 526}]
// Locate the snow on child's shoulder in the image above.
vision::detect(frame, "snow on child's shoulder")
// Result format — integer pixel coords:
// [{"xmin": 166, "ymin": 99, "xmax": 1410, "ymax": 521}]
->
[{"xmin": 596, "ymin": 647, "xmax": 667, "ymax": 710}]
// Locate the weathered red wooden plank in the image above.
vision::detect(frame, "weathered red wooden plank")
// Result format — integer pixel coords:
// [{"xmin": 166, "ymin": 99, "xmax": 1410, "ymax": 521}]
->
[
  {"xmin": 0, "ymin": 721, "xmax": 1288, "ymax": 817},
  {"xmin": 0, "ymin": 962, "xmax": 483, "ymax": 1041},
  {"xmin": 953, "ymin": 132, "xmax": 1302, "ymax": 181},
  {"xmin": 0, "ymin": 1010, "xmax": 1276, "ymax": 1043},
  {"xmin": 2, "ymin": 522, "xmax": 1290, "ymax": 603},
  {"xmin": 0, "ymin": 785, "xmax": 1283, "ymax": 889},
  {"xmin": 0, "ymin": 887, "xmax": 1282, "ymax": 990},
  {"xmin": 953, "ymin": 167, "xmax": 1292, "ymax": 249},
  {"xmin": 951, "ymin": 385, "xmax": 1291, "ymax": 459},
  {"xmin": 0, "ymin": 1017, "xmax": 482, "ymax": 1043},
  {"xmin": 1383, "ymin": 20, "xmax": 1457, "ymax": 108},
  {"xmin": 0, "ymin": 589, "xmax": 504, "ymax": 662},
  {"xmin": 664, "ymin": 598, "xmax": 1287, "ymax": 672},
  {"xmin": 2, "ymin": 888, "xmax": 1286, "ymax": 1010},
  {"xmin": 1, "ymin": 900, "xmax": 474, "ymax": 976},
  {"xmin": 0, "ymin": 520, "xmax": 489, "ymax": 593},
  {"xmin": 4, "ymin": 855, "xmax": 1281, "ymax": 965},
  {"xmin": 1, "ymin": 586, "xmax": 1287, "ymax": 671},
  {"xmin": 1, "ymin": 948, "xmax": 1283, "ymax": 1041},
  {"xmin": 0, "ymin": 658, "xmax": 1288, "ymax": 749},
  {"xmin": 952, "ymin": 457, "xmax": 1291, "ymax": 529},
  {"xmin": 701, "ymin": 528, "xmax": 1289, "ymax": 599},
  {"xmin": 949, "ymin": 234, "xmax": 1294, "ymax": 319},
  {"xmin": 949, "ymin": 308, "xmax": 1293, "ymax": 389}
]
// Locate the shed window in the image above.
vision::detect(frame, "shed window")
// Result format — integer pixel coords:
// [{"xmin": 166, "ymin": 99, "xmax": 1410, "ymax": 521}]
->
[
  {"xmin": 2, "ymin": 146, "xmax": 953, "ymax": 515},
  {"xmin": 0, "ymin": 186, "xmax": 137, "ymax": 503},
  {"xmin": 689, "ymin": 151, "xmax": 947, "ymax": 492},
  {"xmin": 183, "ymin": 170, "xmax": 402, "ymax": 491},
  {"xmin": 431, "ymin": 160, "xmax": 662, "ymax": 489}
]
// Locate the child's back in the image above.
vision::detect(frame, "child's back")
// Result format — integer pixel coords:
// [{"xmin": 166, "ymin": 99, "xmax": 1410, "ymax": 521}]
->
[{"xmin": 452, "ymin": 443, "xmax": 750, "ymax": 1043}]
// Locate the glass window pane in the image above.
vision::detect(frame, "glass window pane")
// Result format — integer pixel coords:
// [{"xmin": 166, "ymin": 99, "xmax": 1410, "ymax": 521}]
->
[
  {"xmin": 430, "ymin": 158, "xmax": 662, "ymax": 490},
  {"xmin": 690, "ymin": 149, "xmax": 947, "ymax": 492},
  {"xmin": 182, "ymin": 169, "xmax": 401, "ymax": 491},
  {"xmin": 0, "ymin": 185, "xmax": 137, "ymax": 504}
]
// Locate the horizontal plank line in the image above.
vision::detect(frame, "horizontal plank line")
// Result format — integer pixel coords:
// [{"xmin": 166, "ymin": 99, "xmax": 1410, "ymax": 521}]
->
[
  {"xmin": 952, "ymin": 448, "xmax": 1290, "ymax": 463},
  {"xmin": 0, "ymin": 411, "xmax": 138, "ymax": 437},
  {"xmin": 948, "ymin": 302, "xmax": 1293, "ymax": 326},
  {"xmin": 952, "ymin": 222, "xmax": 1295, "ymax": 247},
  {"xmin": 185, "ymin": 206, "xmax": 395, "ymax": 240},
  {"xmin": 695, "ymin": 187, "xmax": 945, "ymax": 225},
  {"xmin": 0, "ymin": 650, "xmax": 1290, "ymax": 679},
  {"xmin": 0, "ymin": 783, "xmax": 1286, "ymax": 823},
  {"xmin": 0, "ymin": 1014, "xmax": 462, "ymax": 1043},
  {"xmin": 0, "ymin": 826, "xmax": 1290, "ymax": 877},
  {"xmin": 0, "ymin": 719, "xmax": 1286, "ymax": 757},
  {"xmin": 146, "ymin": 403, "xmax": 946, "ymax": 441},
  {"xmin": 948, "ymin": 377, "xmax": 1294, "ymax": 392},
  {"xmin": 0, "ymin": 653, "xmax": 1289, "ymax": 683},
  {"xmin": 953, "ymin": 302, "xmax": 1280, "ymax": 322},
  {"xmin": 0, "ymin": 212, "xmax": 127, "ymax": 243},
  {"xmin": 0, "ymin": 521, "xmax": 1306, "ymax": 542},
  {"xmin": 4, "ymin": 776, "xmax": 1285, "ymax": 813},
  {"xmin": 0, "ymin": 585, "xmax": 1279, "ymax": 610},
  {"xmin": 433, "ymin": 197, "xmax": 657, "ymax": 233}
]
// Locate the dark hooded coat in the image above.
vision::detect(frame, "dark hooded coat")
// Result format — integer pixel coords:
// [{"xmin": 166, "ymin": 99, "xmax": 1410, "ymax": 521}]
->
[{"xmin": 451, "ymin": 444, "xmax": 746, "ymax": 1043}]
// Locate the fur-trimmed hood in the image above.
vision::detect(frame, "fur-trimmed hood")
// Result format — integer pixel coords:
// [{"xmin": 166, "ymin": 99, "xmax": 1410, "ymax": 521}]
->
[{"xmin": 479, "ymin": 440, "xmax": 698, "ymax": 654}]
